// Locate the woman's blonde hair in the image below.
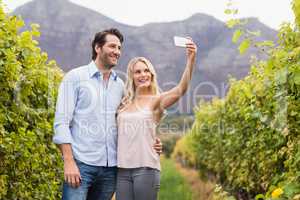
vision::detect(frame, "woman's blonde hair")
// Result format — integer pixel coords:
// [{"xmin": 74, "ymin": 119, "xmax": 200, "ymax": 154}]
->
[{"xmin": 119, "ymin": 57, "xmax": 160, "ymax": 111}]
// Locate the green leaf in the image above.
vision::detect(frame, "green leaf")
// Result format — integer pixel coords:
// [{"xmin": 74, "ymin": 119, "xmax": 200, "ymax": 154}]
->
[
  {"xmin": 225, "ymin": 9, "xmax": 232, "ymax": 15},
  {"xmin": 284, "ymin": 183, "xmax": 300, "ymax": 198},
  {"xmin": 238, "ymin": 39, "xmax": 251, "ymax": 54},
  {"xmin": 294, "ymin": 70, "xmax": 300, "ymax": 85},
  {"xmin": 291, "ymin": 111, "xmax": 298, "ymax": 116},
  {"xmin": 256, "ymin": 40, "xmax": 275, "ymax": 47},
  {"xmin": 30, "ymin": 23, "xmax": 40, "ymax": 37},
  {"xmin": 232, "ymin": 29, "xmax": 243, "ymax": 43},
  {"xmin": 260, "ymin": 115, "xmax": 268, "ymax": 123},
  {"xmin": 255, "ymin": 194, "xmax": 265, "ymax": 200},
  {"xmin": 227, "ymin": 196, "xmax": 236, "ymax": 200},
  {"xmin": 226, "ymin": 19, "xmax": 241, "ymax": 28},
  {"xmin": 275, "ymin": 68, "xmax": 288, "ymax": 85},
  {"xmin": 246, "ymin": 30, "xmax": 261, "ymax": 36},
  {"xmin": 15, "ymin": 17, "xmax": 25, "ymax": 29}
]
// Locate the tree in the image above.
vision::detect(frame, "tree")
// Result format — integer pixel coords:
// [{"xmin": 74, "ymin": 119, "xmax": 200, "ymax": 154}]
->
[
  {"xmin": 173, "ymin": 0, "xmax": 300, "ymax": 199},
  {"xmin": 0, "ymin": 1, "xmax": 64, "ymax": 199}
]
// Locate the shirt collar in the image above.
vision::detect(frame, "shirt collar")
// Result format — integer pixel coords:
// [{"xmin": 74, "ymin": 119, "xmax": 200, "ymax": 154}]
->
[{"xmin": 88, "ymin": 61, "xmax": 118, "ymax": 81}]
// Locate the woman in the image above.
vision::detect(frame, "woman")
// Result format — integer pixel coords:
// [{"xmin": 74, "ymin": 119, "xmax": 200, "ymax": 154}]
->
[{"xmin": 116, "ymin": 38, "xmax": 197, "ymax": 200}]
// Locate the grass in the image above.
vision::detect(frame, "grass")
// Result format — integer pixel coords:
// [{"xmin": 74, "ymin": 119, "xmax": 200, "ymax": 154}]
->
[
  {"xmin": 159, "ymin": 157, "xmax": 193, "ymax": 200},
  {"xmin": 174, "ymin": 162, "xmax": 215, "ymax": 200}
]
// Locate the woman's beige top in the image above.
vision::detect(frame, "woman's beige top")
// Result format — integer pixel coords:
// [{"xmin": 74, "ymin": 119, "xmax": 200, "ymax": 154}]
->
[{"xmin": 117, "ymin": 108, "xmax": 161, "ymax": 171}]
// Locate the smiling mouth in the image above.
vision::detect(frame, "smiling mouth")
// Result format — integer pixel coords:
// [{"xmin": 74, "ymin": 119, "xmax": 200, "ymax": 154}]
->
[
  {"xmin": 111, "ymin": 57, "xmax": 117, "ymax": 60},
  {"xmin": 109, "ymin": 55, "xmax": 119, "ymax": 61},
  {"xmin": 138, "ymin": 79, "xmax": 150, "ymax": 83}
]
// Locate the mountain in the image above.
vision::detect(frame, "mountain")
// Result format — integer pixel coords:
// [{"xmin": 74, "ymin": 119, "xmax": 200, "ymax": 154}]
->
[{"xmin": 13, "ymin": 0, "xmax": 277, "ymax": 113}]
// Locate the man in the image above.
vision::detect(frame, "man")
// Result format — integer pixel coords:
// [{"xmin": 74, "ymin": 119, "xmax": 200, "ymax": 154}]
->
[{"xmin": 53, "ymin": 28, "xmax": 162, "ymax": 200}]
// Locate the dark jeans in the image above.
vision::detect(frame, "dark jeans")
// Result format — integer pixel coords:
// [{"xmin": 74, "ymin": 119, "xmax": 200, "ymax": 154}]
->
[
  {"xmin": 62, "ymin": 159, "xmax": 117, "ymax": 200},
  {"xmin": 116, "ymin": 167, "xmax": 160, "ymax": 200}
]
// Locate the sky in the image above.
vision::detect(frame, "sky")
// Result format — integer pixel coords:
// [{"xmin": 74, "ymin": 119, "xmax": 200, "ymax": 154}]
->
[{"xmin": 2, "ymin": 0, "xmax": 295, "ymax": 30}]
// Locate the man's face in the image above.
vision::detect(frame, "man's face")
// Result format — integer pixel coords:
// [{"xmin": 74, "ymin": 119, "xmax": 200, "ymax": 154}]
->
[{"xmin": 96, "ymin": 34, "xmax": 122, "ymax": 69}]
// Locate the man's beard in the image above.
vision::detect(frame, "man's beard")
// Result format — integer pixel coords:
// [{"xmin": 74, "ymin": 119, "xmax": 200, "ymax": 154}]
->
[
  {"xmin": 104, "ymin": 63, "xmax": 115, "ymax": 69},
  {"xmin": 102, "ymin": 54, "xmax": 117, "ymax": 69}
]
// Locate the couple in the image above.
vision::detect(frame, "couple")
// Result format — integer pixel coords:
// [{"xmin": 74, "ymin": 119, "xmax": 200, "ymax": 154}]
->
[{"xmin": 53, "ymin": 28, "xmax": 197, "ymax": 200}]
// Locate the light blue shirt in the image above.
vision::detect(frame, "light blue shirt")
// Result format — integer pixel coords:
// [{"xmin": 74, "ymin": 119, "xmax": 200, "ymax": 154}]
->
[{"xmin": 53, "ymin": 61, "xmax": 124, "ymax": 166}]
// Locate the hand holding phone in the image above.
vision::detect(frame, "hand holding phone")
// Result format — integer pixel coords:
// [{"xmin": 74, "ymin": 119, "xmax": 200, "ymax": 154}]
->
[{"xmin": 173, "ymin": 36, "xmax": 192, "ymax": 47}]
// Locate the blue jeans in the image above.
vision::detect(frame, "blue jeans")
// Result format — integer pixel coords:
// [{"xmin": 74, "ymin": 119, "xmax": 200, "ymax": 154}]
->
[{"xmin": 62, "ymin": 159, "xmax": 117, "ymax": 200}]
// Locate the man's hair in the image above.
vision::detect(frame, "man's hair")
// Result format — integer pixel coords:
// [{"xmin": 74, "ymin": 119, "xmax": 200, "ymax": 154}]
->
[{"xmin": 92, "ymin": 28, "xmax": 124, "ymax": 60}]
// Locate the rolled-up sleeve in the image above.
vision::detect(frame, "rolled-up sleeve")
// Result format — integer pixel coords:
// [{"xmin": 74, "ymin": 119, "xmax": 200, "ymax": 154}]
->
[{"xmin": 53, "ymin": 71, "xmax": 78, "ymax": 144}]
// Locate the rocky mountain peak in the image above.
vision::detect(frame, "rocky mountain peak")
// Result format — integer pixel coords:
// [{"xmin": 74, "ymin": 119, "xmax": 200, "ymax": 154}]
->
[{"xmin": 13, "ymin": 0, "xmax": 277, "ymax": 113}]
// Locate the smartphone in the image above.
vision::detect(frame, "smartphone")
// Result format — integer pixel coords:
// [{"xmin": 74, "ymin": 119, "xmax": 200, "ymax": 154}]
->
[{"xmin": 173, "ymin": 36, "xmax": 191, "ymax": 47}]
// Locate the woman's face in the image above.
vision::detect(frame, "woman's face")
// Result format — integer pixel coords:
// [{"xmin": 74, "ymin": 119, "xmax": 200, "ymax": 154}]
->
[{"xmin": 133, "ymin": 61, "xmax": 152, "ymax": 90}]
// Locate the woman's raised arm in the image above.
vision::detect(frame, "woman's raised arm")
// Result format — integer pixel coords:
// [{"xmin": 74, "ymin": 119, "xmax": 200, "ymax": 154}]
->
[{"xmin": 156, "ymin": 38, "xmax": 198, "ymax": 111}]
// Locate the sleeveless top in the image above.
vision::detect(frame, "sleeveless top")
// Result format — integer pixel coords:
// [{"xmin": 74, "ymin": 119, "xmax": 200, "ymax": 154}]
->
[{"xmin": 117, "ymin": 108, "xmax": 161, "ymax": 171}]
